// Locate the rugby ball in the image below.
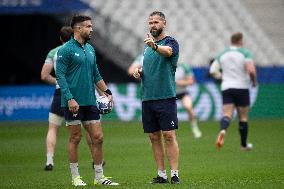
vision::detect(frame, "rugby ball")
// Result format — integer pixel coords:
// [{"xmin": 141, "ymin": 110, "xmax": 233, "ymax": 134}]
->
[{"xmin": 96, "ymin": 96, "xmax": 112, "ymax": 114}]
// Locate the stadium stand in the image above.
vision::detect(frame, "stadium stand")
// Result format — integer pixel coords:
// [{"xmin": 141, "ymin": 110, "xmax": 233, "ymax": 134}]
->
[{"xmin": 82, "ymin": 0, "xmax": 284, "ymax": 67}]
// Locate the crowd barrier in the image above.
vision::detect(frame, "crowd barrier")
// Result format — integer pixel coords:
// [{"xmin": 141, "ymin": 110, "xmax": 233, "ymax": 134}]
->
[{"xmin": 1, "ymin": 82, "xmax": 283, "ymax": 121}]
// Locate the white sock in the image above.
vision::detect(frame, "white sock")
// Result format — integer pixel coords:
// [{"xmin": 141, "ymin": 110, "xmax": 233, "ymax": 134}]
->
[
  {"xmin": 70, "ymin": 163, "xmax": 80, "ymax": 179},
  {"xmin": 158, "ymin": 170, "xmax": 167, "ymax": 179},
  {"xmin": 46, "ymin": 153, "xmax": 54, "ymax": 165},
  {"xmin": 94, "ymin": 163, "xmax": 103, "ymax": 180},
  {"xmin": 191, "ymin": 120, "xmax": 198, "ymax": 128},
  {"xmin": 171, "ymin": 170, "xmax": 179, "ymax": 178}
]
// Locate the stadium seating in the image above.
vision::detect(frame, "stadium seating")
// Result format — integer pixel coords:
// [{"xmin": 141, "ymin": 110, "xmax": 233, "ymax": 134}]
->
[{"xmin": 83, "ymin": 0, "xmax": 284, "ymax": 67}]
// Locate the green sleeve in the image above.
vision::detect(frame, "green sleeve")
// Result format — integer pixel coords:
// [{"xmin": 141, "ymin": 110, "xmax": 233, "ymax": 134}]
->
[
  {"xmin": 182, "ymin": 63, "xmax": 193, "ymax": 76},
  {"xmin": 243, "ymin": 49, "xmax": 253, "ymax": 59},
  {"xmin": 216, "ymin": 48, "xmax": 230, "ymax": 63},
  {"xmin": 93, "ymin": 52, "xmax": 102, "ymax": 84},
  {"xmin": 45, "ymin": 47, "xmax": 59, "ymax": 64},
  {"xmin": 56, "ymin": 47, "xmax": 73, "ymax": 101},
  {"xmin": 237, "ymin": 48, "xmax": 253, "ymax": 60}
]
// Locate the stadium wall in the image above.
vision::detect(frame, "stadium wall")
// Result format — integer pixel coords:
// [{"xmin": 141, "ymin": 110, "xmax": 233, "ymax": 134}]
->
[{"xmin": 1, "ymin": 68, "xmax": 284, "ymax": 121}]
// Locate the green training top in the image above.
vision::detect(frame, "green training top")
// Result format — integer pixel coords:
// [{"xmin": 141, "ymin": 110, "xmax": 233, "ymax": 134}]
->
[
  {"xmin": 56, "ymin": 37, "xmax": 102, "ymax": 107},
  {"xmin": 216, "ymin": 47, "xmax": 253, "ymax": 62},
  {"xmin": 45, "ymin": 45, "xmax": 62, "ymax": 65},
  {"xmin": 141, "ymin": 36, "xmax": 179, "ymax": 101}
]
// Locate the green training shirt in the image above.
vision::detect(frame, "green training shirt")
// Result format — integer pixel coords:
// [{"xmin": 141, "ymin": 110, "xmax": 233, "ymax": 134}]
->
[
  {"xmin": 56, "ymin": 37, "xmax": 102, "ymax": 107},
  {"xmin": 141, "ymin": 36, "xmax": 179, "ymax": 101}
]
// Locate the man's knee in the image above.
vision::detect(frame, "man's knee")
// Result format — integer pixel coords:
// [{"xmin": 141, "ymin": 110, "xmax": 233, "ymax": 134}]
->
[
  {"xmin": 149, "ymin": 132, "xmax": 162, "ymax": 142},
  {"xmin": 92, "ymin": 133, "xmax": 104, "ymax": 145},
  {"xmin": 69, "ymin": 133, "xmax": 82, "ymax": 145},
  {"xmin": 162, "ymin": 131, "xmax": 176, "ymax": 143},
  {"xmin": 237, "ymin": 106, "xmax": 249, "ymax": 122}
]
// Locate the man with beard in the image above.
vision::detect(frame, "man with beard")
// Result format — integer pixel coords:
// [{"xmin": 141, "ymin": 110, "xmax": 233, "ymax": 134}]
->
[
  {"xmin": 56, "ymin": 15, "xmax": 118, "ymax": 186},
  {"xmin": 133, "ymin": 11, "xmax": 180, "ymax": 184}
]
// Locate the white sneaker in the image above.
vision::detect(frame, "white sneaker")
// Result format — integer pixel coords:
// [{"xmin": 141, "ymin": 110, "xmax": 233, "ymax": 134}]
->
[
  {"xmin": 216, "ymin": 130, "xmax": 226, "ymax": 148},
  {"xmin": 241, "ymin": 143, "xmax": 253, "ymax": 151},
  {"xmin": 94, "ymin": 176, "xmax": 119, "ymax": 186},
  {"xmin": 72, "ymin": 176, "xmax": 87, "ymax": 186},
  {"xmin": 192, "ymin": 127, "xmax": 202, "ymax": 138}
]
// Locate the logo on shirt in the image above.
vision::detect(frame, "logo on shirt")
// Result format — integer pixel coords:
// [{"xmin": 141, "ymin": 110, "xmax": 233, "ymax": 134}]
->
[
  {"xmin": 171, "ymin": 121, "xmax": 175, "ymax": 127},
  {"xmin": 75, "ymin": 53, "xmax": 80, "ymax": 56}
]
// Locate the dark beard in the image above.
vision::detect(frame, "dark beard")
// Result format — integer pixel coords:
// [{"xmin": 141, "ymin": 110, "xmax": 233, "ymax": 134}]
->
[
  {"xmin": 84, "ymin": 35, "xmax": 91, "ymax": 41},
  {"xmin": 150, "ymin": 28, "xmax": 163, "ymax": 38},
  {"xmin": 83, "ymin": 32, "xmax": 91, "ymax": 41}
]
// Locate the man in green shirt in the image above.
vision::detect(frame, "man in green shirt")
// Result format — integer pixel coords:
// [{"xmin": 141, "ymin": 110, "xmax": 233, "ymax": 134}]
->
[
  {"xmin": 129, "ymin": 58, "xmax": 202, "ymax": 139},
  {"xmin": 133, "ymin": 11, "xmax": 180, "ymax": 184},
  {"xmin": 56, "ymin": 15, "xmax": 118, "ymax": 186}
]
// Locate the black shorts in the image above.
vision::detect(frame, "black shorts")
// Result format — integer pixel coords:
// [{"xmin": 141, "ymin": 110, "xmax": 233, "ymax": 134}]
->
[
  {"xmin": 50, "ymin": 89, "xmax": 64, "ymax": 116},
  {"xmin": 176, "ymin": 92, "xmax": 188, "ymax": 100},
  {"xmin": 222, "ymin": 88, "xmax": 250, "ymax": 107},
  {"xmin": 64, "ymin": 105, "xmax": 100, "ymax": 121},
  {"xmin": 142, "ymin": 98, "xmax": 178, "ymax": 133}
]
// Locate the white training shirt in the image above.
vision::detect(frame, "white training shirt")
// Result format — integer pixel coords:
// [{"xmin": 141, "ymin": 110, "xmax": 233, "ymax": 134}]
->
[
  {"xmin": 213, "ymin": 46, "xmax": 253, "ymax": 91},
  {"xmin": 175, "ymin": 63, "xmax": 194, "ymax": 94}
]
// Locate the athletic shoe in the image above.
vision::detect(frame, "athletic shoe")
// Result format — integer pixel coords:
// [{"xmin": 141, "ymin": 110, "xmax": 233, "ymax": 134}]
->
[
  {"xmin": 216, "ymin": 130, "xmax": 226, "ymax": 148},
  {"xmin": 150, "ymin": 176, "xmax": 169, "ymax": 184},
  {"xmin": 72, "ymin": 176, "xmax": 87, "ymax": 186},
  {"xmin": 192, "ymin": 127, "xmax": 202, "ymax": 138},
  {"xmin": 170, "ymin": 175, "xmax": 180, "ymax": 184},
  {"xmin": 92, "ymin": 160, "xmax": 106, "ymax": 169},
  {"xmin": 94, "ymin": 176, "xmax": 119, "ymax": 186},
  {"xmin": 240, "ymin": 143, "xmax": 253, "ymax": 151},
  {"xmin": 44, "ymin": 164, "xmax": 53, "ymax": 171}
]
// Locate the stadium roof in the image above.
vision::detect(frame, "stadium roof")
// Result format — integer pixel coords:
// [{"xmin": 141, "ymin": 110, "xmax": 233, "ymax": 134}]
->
[{"xmin": 0, "ymin": 0, "xmax": 89, "ymax": 14}]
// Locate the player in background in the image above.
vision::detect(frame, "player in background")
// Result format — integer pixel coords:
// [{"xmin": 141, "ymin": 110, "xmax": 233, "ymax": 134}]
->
[
  {"xmin": 133, "ymin": 11, "xmax": 180, "ymax": 184},
  {"xmin": 41, "ymin": 26, "xmax": 75, "ymax": 171},
  {"xmin": 175, "ymin": 63, "xmax": 202, "ymax": 138},
  {"xmin": 129, "ymin": 58, "xmax": 201, "ymax": 138},
  {"xmin": 209, "ymin": 32, "xmax": 257, "ymax": 151}
]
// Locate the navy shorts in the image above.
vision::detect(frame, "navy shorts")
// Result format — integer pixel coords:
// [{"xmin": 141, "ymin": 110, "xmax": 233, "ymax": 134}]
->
[
  {"xmin": 64, "ymin": 105, "xmax": 100, "ymax": 121},
  {"xmin": 50, "ymin": 89, "xmax": 64, "ymax": 116},
  {"xmin": 142, "ymin": 98, "xmax": 178, "ymax": 133},
  {"xmin": 176, "ymin": 92, "xmax": 189, "ymax": 100},
  {"xmin": 222, "ymin": 88, "xmax": 250, "ymax": 107}
]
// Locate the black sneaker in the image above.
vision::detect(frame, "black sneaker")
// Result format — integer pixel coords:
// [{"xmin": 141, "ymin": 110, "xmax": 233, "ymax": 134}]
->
[
  {"xmin": 92, "ymin": 160, "xmax": 106, "ymax": 169},
  {"xmin": 171, "ymin": 175, "xmax": 180, "ymax": 184},
  {"xmin": 150, "ymin": 176, "xmax": 169, "ymax": 184},
  {"xmin": 44, "ymin": 164, "xmax": 53, "ymax": 171}
]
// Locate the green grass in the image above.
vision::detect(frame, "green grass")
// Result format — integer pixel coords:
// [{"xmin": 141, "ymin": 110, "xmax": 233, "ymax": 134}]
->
[{"xmin": 0, "ymin": 119, "xmax": 284, "ymax": 189}]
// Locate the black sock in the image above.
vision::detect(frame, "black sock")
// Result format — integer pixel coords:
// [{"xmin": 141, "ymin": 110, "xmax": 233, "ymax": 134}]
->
[
  {"xmin": 239, "ymin": 121, "xmax": 248, "ymax": 147},
  {"xmin": 220, "ymin": 116, "xmax": 230, "ymax": 130}
]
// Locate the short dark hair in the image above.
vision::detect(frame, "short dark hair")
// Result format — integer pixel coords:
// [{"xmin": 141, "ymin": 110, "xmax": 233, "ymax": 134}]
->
[
  {"xmin": 60, "ymin": 26, "xmax": 73, "ymax": 42},
  {"xmin": 231, "ymin": 32, "xmax": 243, "ymax": 44},
  {"xmin": 149, "ymin": 11, "xmax": 166, "ymax": 20},
  {"xmin": 70, "ymin": 15, "xmax": 92, "ymax": 28}
]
